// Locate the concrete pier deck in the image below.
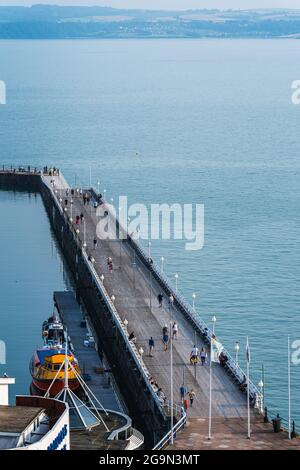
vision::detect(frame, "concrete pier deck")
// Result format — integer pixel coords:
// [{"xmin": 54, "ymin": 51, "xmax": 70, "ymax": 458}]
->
[{"xmin": 57, "ymin": 184, "xmax": 248, "ymax": 420}]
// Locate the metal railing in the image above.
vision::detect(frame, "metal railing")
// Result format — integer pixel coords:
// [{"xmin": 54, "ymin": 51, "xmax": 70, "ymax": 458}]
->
[{"xmin": 153, "ymin": 402, "xmax": 187, "ymax": 450}]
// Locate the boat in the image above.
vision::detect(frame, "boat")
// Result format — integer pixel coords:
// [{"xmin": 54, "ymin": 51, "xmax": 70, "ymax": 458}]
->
[{"xmin": 30, "ymin": 315, "xmax": 81, "ymax": 397}]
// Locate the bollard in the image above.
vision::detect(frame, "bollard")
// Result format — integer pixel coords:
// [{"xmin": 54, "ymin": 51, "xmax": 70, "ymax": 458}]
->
[
  {"xmin": 291, "ymin": 421, "xmax": 297, "ymax": 439},
  {"xmin": 264, "ymin": 406, "xmax": 269, "ymax": 423}
]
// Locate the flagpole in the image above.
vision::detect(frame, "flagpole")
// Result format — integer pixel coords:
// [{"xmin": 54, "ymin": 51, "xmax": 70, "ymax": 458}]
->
[
  {"xmin": 246, "ymin": 337, "xmax": 251, "ymax": 439},
  {"xmin": 208, "ymin": 333, "xmax": 212, "ymax": 440},
  {"xmin": 288, "ymin": 336, "xmax": 291, "ymax": 440}
]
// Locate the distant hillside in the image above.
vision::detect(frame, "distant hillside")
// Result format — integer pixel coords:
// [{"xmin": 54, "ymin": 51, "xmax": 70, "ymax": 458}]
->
[{"xmin": 1, "ymin": 6, "xmax": 300, "ymax": 39}]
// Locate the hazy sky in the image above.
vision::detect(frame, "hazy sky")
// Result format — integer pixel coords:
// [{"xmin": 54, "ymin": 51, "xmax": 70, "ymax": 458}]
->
[{"xmin": 1, "ymin": 1, "xmax": 300, "ymax": 10}]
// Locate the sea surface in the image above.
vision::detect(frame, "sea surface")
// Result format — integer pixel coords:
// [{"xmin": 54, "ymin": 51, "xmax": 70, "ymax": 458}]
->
[{"xmin": 0, "ymin": 39, "xmax": 299, "ymax": 424}]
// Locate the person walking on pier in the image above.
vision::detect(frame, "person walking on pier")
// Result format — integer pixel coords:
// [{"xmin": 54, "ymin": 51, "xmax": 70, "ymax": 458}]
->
[
  {"xmin": 172, "ymin": 321, "xmax": 178, "ymax": 340},
  {"xmin": 200, "ymin": 347, "xmax": 207, "ymax": 365},
  {"xmin": 75, "ymin": 215, "xmax": 80, "ymax": 225},
  {"xmin": 149, "ymin": 337, "xmax": 155, "ymax": 357},
  {"xmin": 107, "ymin": 257, "xmax": 113, "ymax": 273},
  {"xmin": 93, "ymin": 237, "xmax": 98, "ymax": 250},
  {"xmin": 157, "ymin": 293, "xmax": 163, "ymax": 308},
  {"xmin": 190, "ymin": 345, "xmax": 199, "ymax": 365},
  {"xmin": 83, "ymin": 193, "xmax": 87, "ymax": 205},
  {"xmin": 179, "ymin": 384, "xmax": 187, "ymax": 404},
  {"xmin": 162, "ymin": 325, "xmax": 169, "ymax": 351},
  {"xmin": 80, "ymin": 213, "xmax": 84, "ymax": 223},
  {"xmin": 188, "ymin": 389, "xmax": 196, "ymax": 407}
]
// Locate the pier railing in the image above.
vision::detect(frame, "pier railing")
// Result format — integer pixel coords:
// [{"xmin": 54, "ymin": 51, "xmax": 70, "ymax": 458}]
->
[{"xmin": 153, "ymin": 402, "xmax": 187, "ymax": 450}]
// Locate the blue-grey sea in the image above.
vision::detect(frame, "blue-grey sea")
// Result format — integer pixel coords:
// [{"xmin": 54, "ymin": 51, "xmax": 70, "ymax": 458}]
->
[{"xmin": 0, "ymin": 39, "xmax": 299, "ymax": 424}]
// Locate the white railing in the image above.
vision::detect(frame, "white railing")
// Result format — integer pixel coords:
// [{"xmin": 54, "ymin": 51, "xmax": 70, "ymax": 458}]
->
[{"xmin": 153, "ymin": 403, "xmax": 187, "ymax": 450}]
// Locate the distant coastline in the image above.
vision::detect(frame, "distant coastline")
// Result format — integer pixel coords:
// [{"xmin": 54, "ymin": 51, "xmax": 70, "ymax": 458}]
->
[{"xmin": 1, "ymin": 6, "xmax": 300, "ymax": 39}]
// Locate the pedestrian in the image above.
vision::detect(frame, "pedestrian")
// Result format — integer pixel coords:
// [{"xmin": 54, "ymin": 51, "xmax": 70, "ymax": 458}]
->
[
  {"xmin": 184, "ymin": 398, "xmax": 189, "ymax": 412},
  {"xmin": 190, "ymin": 345, "xmax": 199, "ymax": 365},
  {"xmin": 157, "ymin": 293, "xmax": 163, "ymax": 308},
  {"xmin": 149, "ymin": 336, "xmax": 155, "ymax": 357},
  {"xmin": 162, "ymin": 328, "xmax": 169, "ymax": 351},
  {"xmin": 80, "ymin": 213, "xmax": 84, "ymax": 223},
  {"xmin": 200, "ymin": 347, "xmax": 207, "ymax": 365},
  {"xmin": 87, "ymin": 196, "xmax": 90, "ymax": 205},
  {"xmin": 107, "ymin": 257, "xmax": 113, "ymax": 273},
  {"xmin": 66, "ymin": 188, "xmax": 69, "ymax": 197},
  {"xmin": 71, "ymin": 188, "xmax": 74, "ymax": 196},
  {"xmin": 93, "ymin": 237, "xmax": 98, "ymax": 250},
  {"xmin": 169, "ymin": 293, "xmax": 174, "ymax": 305},
  {"xmin": 64, "ymin": 198, "xmax": 68, "ymax": 206},
  {"xmin": 188, "ymin": 389, "xmax": 196, "ymax": 407},
  {"xmin": 75, "ymin": 215, "xmax": 80, "ymax": 225},
  {"xmin": 83, "ymin": 194, "xmax": 87, "ymax": 205},
  {"xmin": 172, "ymin": 321, "xmax": 178, "ymax": 340},
  {"xmin": 179, "ymin": 384, "xmax": 187, "ymax": 404},
  {"xmin": 128, "ymin": 332, "xmax": 136, "ymax": 343}
]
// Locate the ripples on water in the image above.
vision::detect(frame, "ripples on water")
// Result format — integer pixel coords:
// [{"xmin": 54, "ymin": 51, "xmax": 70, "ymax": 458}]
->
[{"xmin": 0, "ymin": 39, "xmax": 299, "ymax": 422}]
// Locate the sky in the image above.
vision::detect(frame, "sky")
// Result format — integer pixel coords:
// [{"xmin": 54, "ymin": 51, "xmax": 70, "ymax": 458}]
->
[{"xmin": 1, "ymin": 1, "xmax": 300, "ymax": 11}]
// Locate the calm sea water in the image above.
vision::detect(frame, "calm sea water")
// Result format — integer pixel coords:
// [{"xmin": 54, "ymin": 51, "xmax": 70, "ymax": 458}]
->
[{"xmin": 0, "ymin": 39, "xmax": 299, "ymax": 423}]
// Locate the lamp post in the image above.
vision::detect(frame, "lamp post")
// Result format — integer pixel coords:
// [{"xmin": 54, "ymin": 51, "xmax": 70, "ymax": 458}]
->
[
  {"xmin": 111, "ymin": 295, "xmax": 115, "ymax": 305},
  {"xmin": 258, "ymin": 379, "xmax": 264, "ymax": 414},
  {"xmin": 97, "ymin": 181, "xmax": 100, "ymax": 194},
  {"xmin": 103, "ymin": 189, "xmax": 107, "ymax": 200},
  {"xmin": 148, "ymin": 241, "xmax": 152, "ymax": 312},
  {"xmin": 70, "ymin": 198, "xmax": 73, "ymax": 223},
  {"xmin": 192, "ymin": 293, "xmax": 196, "ymax": 311},
  {"xmin": 234, "ymin": 342, "xmax": 240, "ymax": 365},
  {"xmin": 160, "ymin": 256, "xmax": 165, "ymax": 272},
  {"xmin": 174, "ymin": 273, "xmax": 179, "ymax": 292},
  {"xmin": 100, "ymin": 274, "xmax": 104, "ymax": 284},
  {"xmin": 169, "ymin": 294, "xmax": 174, "ymax": 444},
  {"xmin": 211, "ymin": 316, "xmax": 217, "ymax": 335},
  {"xmin": 83, "ymin": 219, "xmax": 87, "ymax": 248}
]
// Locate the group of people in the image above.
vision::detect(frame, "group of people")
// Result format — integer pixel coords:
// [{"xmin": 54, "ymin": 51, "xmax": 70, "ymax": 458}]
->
[{"xmin": 190, "ymin": 346, "xmax": 207, "ymax": 365}]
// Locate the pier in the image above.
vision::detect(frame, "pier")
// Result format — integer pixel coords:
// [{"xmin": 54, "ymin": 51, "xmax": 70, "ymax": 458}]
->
[{"xmin": 0, "ymin": 166, "xmax": 299, "ymax": 449}]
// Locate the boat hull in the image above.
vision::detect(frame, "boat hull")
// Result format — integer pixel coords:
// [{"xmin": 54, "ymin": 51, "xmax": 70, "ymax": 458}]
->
[{"xmin": 31, "ymin": 377, "xmax": 80, "ymax": 397}]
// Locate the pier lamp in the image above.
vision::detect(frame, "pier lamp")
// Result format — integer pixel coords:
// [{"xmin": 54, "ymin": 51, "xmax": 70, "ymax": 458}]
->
[
  {"xmin": 258, "ymin": 379, "xmax": 264, "ymax": 413},
  {"xmin": 64, "ymin": 207, "xmax": 67, "ymax": 212},
  {"xmin": 76, "ymin": 229, "xmax": 80, "ymax": 235},
  {"xmin": 174, "ymin": 273, "xmax": 179, "ymax": 292},
  {"xmin": 59, "ymin": 198, "xmax": 62, "ymax": 204},
  {"xmin": 192, "ymin": 293, "xmax": 196, "ymax": 311},
  {"xmin": 211, "ymin": 315, "xmax": 217, "ymax": 335},
  {"xmin": 124, "ymin": 319, "xmax": 128, "ymax": 329},
  {"xmin": 90, "ymin": 257, "xmax": 95, "ymax": 264},
  {"xmin": 160, "ymin": 256, "xmax": 165, "ymax": 272},
  {"xmin": 234, "ymin": 342, "xmax": 240, "ymax": 365},
  {"xmin": 103, "ymin": 189, "xmax": 107, "ymax": 199},
  {"xmin": 100, "ymin": 274, "xmax": 104, "ymax": 283},
  {"xmin": 97, "ymin": 181, "xmax": 100, "ymax": 193},
  {"xmin": 111, "ymin": 295, "xmax": 115, "ymax": 304},
  {"xmin": 148, "ymin": 240, "xmax": 152, "ymax": 259},
  {"xmin": 110, "ymin": 197, "xmax": 114, "ymax": 205}
]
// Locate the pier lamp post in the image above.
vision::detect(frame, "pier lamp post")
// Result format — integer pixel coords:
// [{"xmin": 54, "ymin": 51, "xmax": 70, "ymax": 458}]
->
[
  {"xmin": 100, "ymin": 274, "xmax": 104, "ymax": 284},
  {"xmin": 174, "ymin": 273, "xmax": 179, "ymax": 292},
  {"xmin": 148, "ymin": 241, "xmax": 152, "ymax": 312},
  {"xmin": 123, "ymin": 319, "xmax": 128, "ymax": 331},
  {"xmin": 258, "ymin": 379, "xmax": 264, "ymax": 414},
  {"xmin": 211, "ymin": 315, "xmax": 217, "ymax": 335},
  {"xmin": 160, "ymin": 256, "xmax": 165, "ymax": 272},
  {"xmin": 110, "ymin": 197, "xmax": 114, "ymax": 206},
  {"xmin": 167, "ymin": 293, "xmax": 174, "ymax": 444},
  {"xmin": 97, "ymin": 181, "xmax": 100, "ymax": 194},
  {"xmin": 70, "ymin": 199, "xmax": 73, "ymax": 223},
  {"xmin": 234, "ymin": 342, "xmax": 240, "ymax": 365},
  {"xmin": 103, "ymin": 189, "xmax": 107, "ymax": 200},
  {"xmin": 111, "ymin": 295, "xmax": 115, "ymax": 305},
  {"xmin": 83, "ymin": 220, "xmax": 87, "ymax": 249},
  {"xmin": 192, "ymin": 293, "xmax": 196, "ymax": 312},
  {"xmin": 76, "ymin": 229, "xmax": 80, "ymax": 236}
]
